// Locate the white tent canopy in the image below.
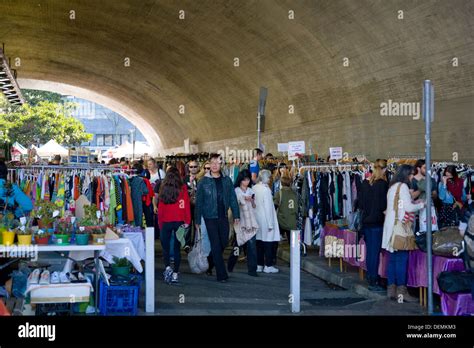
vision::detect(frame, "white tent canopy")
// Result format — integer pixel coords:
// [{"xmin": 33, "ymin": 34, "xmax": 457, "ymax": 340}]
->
[
  {"xmin": 108, "ymin": 141, "xmax": 151, "ymax": 158},
  {"xmin": 37, "ymin": 139, "xmax": 69, "ymax": 157}
]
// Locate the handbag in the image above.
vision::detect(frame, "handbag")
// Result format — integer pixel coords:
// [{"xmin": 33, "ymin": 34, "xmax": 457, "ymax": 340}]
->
[
  {"xmin": 187, "ymin": 227, "xmax": 209, "ymax": 274},
  {"xmin": 390, "ymin": 183, "xmax": 417, "ymax": 251},
  {"xmin": 437, "ymin": 271, "xmax": 474, "ymax": 294},
  {"xmin": 432, "ymin": 226, "xmax": 463, "ymax": 258}
]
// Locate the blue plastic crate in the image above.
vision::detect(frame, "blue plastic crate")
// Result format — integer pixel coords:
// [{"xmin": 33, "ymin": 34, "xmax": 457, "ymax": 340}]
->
[{"xmin": 99, "ymin": 279, "xmax": 139, "ymax": 316}]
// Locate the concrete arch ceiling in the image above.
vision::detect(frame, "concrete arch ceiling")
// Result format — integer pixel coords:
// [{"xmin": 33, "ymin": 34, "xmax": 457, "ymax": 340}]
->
[{"xmin": 1, "ymin": 0, "xmax": 473, "ymax": 159}]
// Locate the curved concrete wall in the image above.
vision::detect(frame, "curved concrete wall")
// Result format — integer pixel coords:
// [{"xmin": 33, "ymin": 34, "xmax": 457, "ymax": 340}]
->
[{"xmin": 1, "ymin": 0, "xmax": 473, "ymax": 160}]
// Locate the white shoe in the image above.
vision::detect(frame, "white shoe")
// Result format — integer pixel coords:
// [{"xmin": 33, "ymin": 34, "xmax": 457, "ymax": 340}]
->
[
  {"xmin": 39, "ymin": 270, "xmax": 50, "ymax": 285},
  {"xmin": 28, "ymin": 269, "xmax": 41, "ymax": 284},
  {"xmin": 59, "ymin": 272, "xmax": 70, "ymax": 283},
  {"xmin": 50, "ymin": 271, "xmax": 60, "ymax": 284},
  {"xmin": 256, "ymin": 265, "xmax": 263, "ymax": 273},
  {"xmin": 263, "ymin": 266, "xmax": 279, "ymax": 274},
  {"xmin": 171, "ymin": 272, "xmax": 179, "ymax": 283}
]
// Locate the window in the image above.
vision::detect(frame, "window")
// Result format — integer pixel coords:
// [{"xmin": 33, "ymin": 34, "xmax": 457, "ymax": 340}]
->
[
  {"xmin": 96, "ymin": 134, "xmax": 104, "ymax": 146},
  {"xmin": 104, "ymin": 134, "xmax": 113, "ymax": 146}
]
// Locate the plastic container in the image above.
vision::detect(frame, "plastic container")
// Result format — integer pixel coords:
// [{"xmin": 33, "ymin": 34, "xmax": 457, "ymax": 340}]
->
[
  {"xmin": 54, "ymin": 234, "xmax": 70, "ymax": 245},
  {"xmin": 92, "ymin": 234, "xmax": 105, "ymax": 245},
  {"xmin": 111, "ymin": 266, "xmax": 130, "ymax": 277},
  {"xmin": 17, "ymin": 234, "xmax": 32, "ymax": 246},
  {"xmin": 75, "ymin": 234, "xmax": 90, "ymax": 245},
  {"xmin": 99, "ymin": 279, "xmax": 139, "ymax": 316},
  {"xmin": 34, "ymin": 235, "xmax": 50, "ymax": 245},
  {"xmin": 2, "ymin": 231, "xmax": 15, "ymax": 246}
]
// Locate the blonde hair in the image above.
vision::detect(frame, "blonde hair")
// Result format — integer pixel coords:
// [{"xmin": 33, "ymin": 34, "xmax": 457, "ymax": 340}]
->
[
  {"xmin": 369, "ymin": 159, "xmax": 387, "ymax": 185},
  {"xmin": 196, "ymin": 161, "xmax": 210, "ymax": 181}
]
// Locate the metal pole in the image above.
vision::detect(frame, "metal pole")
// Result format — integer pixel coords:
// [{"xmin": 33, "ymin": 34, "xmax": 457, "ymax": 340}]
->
[
  {"xmin": 423, "ymin": 80, "xmax": 434, "ymax": 315},
  {"xmin": 290, "ymin": 229, "xmax": 300, "ymax": 313},
  {"xmin": 257, "ymin": 112, "xmax": 262, "ymax": 150}
]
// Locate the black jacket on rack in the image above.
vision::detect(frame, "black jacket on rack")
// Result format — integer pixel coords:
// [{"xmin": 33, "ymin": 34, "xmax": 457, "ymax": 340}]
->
[{"xmin": 359, "ymin": 179, "xmax": 389, "ymax": 228}]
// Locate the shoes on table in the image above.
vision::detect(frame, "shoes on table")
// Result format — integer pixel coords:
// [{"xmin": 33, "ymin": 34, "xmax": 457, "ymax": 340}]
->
[
  {"xmin": 50, "ymin": 271, "xmax": 60, "ymax": 284},
  {"xmin": 28, "ymin": 269, "xmax": 41, "ymax": 284},
  {"xmin": 39, "ymin": 270, "xmax": 50, "ymax": 285}
]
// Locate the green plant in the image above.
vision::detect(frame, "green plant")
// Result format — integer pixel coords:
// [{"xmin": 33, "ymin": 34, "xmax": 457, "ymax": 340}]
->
[
  {"xmin": 34, "ymin": 200, "xmax": 58, "ymax": 227},
  {"xmin": 0, "ymin": 212, "xmax": 18, "ymax": 230},
  {"xmin": 112, "ymin": 257, "xmax": 131, "ymax": 268},
  {"xmin": 79, "ymin": 205, "xmax": 101, "ymax": 226},
  {"xmin": 16, "ymin": 227, "xmax": 34, "ymax": 235},
  {"xmin": 55, "ymin": 220, "xmax": 72, "ymax": 235}
]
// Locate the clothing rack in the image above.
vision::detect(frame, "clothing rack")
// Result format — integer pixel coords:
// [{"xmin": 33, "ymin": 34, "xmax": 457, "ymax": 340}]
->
[
  {"xmin": 7, "ymin": 165, "xmax": 136, "ymax": 172},
  {"xmin": 299, "ymin": 162, "xmax": 368, "ymax": 171}
]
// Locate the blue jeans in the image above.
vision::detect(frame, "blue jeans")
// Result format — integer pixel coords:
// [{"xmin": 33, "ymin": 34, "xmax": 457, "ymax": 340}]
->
[
  {"xmin": 160, "ymin": 221, "xmax": 182, "ymax": 272},
  {"xmin": 363, "ymin": 226, "xmax": 383, "ymax": 282},
  {"xmin": 387, "ymin": 250, "xmax": 409, "ymax": 286}
]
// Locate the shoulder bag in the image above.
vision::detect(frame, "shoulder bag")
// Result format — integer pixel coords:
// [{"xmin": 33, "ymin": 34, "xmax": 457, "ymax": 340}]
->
[{"xmin": 390, "ymin": 183, "xmax": 417, "ymax": 250}]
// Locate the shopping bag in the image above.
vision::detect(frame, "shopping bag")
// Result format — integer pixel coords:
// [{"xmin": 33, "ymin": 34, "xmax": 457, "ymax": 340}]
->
[
  {"xmin": 419, "ymin": 206, "xmax": 439, "ymax": 232},
  {"xmin": 188, "ymin": 228, "xmax": 209, "ymax": 274}
]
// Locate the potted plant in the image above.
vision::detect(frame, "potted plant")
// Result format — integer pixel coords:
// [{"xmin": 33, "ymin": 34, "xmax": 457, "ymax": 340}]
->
[
  {"xmin": 54, "ymin": 219, "xmax": 72, "ymax": 245},
  {"xmin": 91, "ymin": 226, "xmax": 106, "ymax": 245},
  {"xmin": 0, "ymin": 213, "xmax": 18, "ymax": 246},
  {"xmin": 111, "ymin": 256, "xmax": 131, "ymax": 277},
  {"xmin": 34, "ymin": 229, "xmax": 51, "ymax": 245},
  {"xmin": 79, "ymin": 205, "xmax": 105, "ymax": 245},
  {"xmin": 34, "ymin": 200, "xmax": 58, "ymax": 230},
  {"xmin": 16, "ymin": 227, "xmax": 33, "ymax": 246},
  {"xmin": 75, "ymin": 226, "xmax": 90, "ymax": 245}
]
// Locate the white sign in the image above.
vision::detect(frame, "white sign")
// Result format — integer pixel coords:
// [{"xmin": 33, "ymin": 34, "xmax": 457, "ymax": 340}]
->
[
  {"xmin": 278, "ymin": 143, "xmax": 289, "ymax": 152},
  {"xmin": 288, "ymin": 141, "xmax": 305, "ymax": 160},
  {"xmin": 329, "ymin": 147, "xmax": 343, "ymax": 160}
]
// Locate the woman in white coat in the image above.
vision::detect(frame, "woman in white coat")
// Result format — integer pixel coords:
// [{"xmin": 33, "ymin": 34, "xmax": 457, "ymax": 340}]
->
[
  {"xmin": 382, "ymin": 165, "xmax": 425, "ymax": 302},
  {"xmin": 253, "ymin": 169, "xmax": 281, "ymax": 273}
]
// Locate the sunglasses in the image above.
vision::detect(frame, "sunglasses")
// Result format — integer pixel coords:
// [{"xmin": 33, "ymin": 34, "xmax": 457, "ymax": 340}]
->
[
  {"xmin": 189, "ymin": 166, "xmax": 198, "ymax": 168},
  {"xmin": 205, "ymin": 167, "xmax": 211, "ymax": 170}
]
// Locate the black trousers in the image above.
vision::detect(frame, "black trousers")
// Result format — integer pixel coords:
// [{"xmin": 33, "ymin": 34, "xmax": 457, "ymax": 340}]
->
[
  {"xmin": 160, "ymin": 221, "xmax": 183, "ymax": 272},
  {"xmin": 257, "ymin": 240, "xmax": 276, "ymax": 267},
  {"xmin": 204, "ymin": 217, "xmax": 230, "ymax": 281},
  {"xmin": 142, "ymin": 202, "xmax": 154, "ymax": 227}
]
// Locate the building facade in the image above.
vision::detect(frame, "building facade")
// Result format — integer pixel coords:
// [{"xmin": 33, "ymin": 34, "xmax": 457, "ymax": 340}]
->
[{"xmin": 63, "ymin": 96, "xmax": 147, "ymax": 152}]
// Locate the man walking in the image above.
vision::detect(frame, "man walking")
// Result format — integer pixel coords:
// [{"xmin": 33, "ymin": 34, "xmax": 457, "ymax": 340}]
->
[{"xmin": 195, "ymin": 154, "xmax": 240, "ymax": 282}]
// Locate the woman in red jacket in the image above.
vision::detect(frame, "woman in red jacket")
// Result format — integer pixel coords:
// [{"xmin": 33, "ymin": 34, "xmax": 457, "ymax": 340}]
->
[{"xmin": 158, "ymin": 167, "xmax": 191, "ymax": 284}]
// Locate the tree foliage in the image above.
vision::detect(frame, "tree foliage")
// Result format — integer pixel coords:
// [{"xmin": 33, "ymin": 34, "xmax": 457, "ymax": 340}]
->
[{"xmin": 0, "ymin": 93, "xmax": 92, "ymax": 146}]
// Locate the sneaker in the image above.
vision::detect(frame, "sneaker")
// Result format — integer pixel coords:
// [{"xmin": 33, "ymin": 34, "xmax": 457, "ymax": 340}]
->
[
  {"xmin": 163, "ymin": 266, "xmax": 173, "ymax": 284},
  {"xmin": 50, "ymin": 271, "xmax": 60, "ymax": 284},
  {"xmin": 39, "ymin": 270, "xmax": 50, "ymax": 285},
  {"xmin": 171, "ymin": 272, "xmax": 179, "ymax": 283},
  {"xmin": 77, "ymin": 272, "xmax": 87, "ymax": 282},
  {"xmin": 263, "ymin": 266, "xmax": 279, "ymax": 274},
  {"xmin": 28, "ymin": 269, "xmax": 41, "ymax": 284},
  {"xmin": 59, "ymin": 272, "xmax": 70, "ymax": 283},
  {"xmin": 256, "ymin": 265, "xmax": 263, "ymax": 273},
  {"xmin": 67, "ymin": 272, "xmax": 78, "ymax": 282}
]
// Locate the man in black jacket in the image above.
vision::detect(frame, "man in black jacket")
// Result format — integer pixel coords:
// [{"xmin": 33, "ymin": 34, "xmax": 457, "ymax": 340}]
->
[{"xmin": 195, "ymin": 154, "xmax": 240, "ymax": 282}]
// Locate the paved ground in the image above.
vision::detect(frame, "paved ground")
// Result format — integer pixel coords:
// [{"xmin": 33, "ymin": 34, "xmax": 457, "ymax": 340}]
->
[{"xmin": 138, "ymin": 243, "xmax": 425, "ymax": 316}]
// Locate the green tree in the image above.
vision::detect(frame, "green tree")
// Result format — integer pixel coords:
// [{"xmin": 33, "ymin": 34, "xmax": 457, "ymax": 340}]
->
[{"xmin": 0, "ymin": 94, "xmax": 92, "ymax": 146}]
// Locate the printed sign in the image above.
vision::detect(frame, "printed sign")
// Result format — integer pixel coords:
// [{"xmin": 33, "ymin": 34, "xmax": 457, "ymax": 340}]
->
[
  {"xmin": 329, "ymin": 147, "xmax": 343, "ymax": 160},
  {"xmin": 288, "ymin": 141, "xmax": 305, "ymax": 160}
]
